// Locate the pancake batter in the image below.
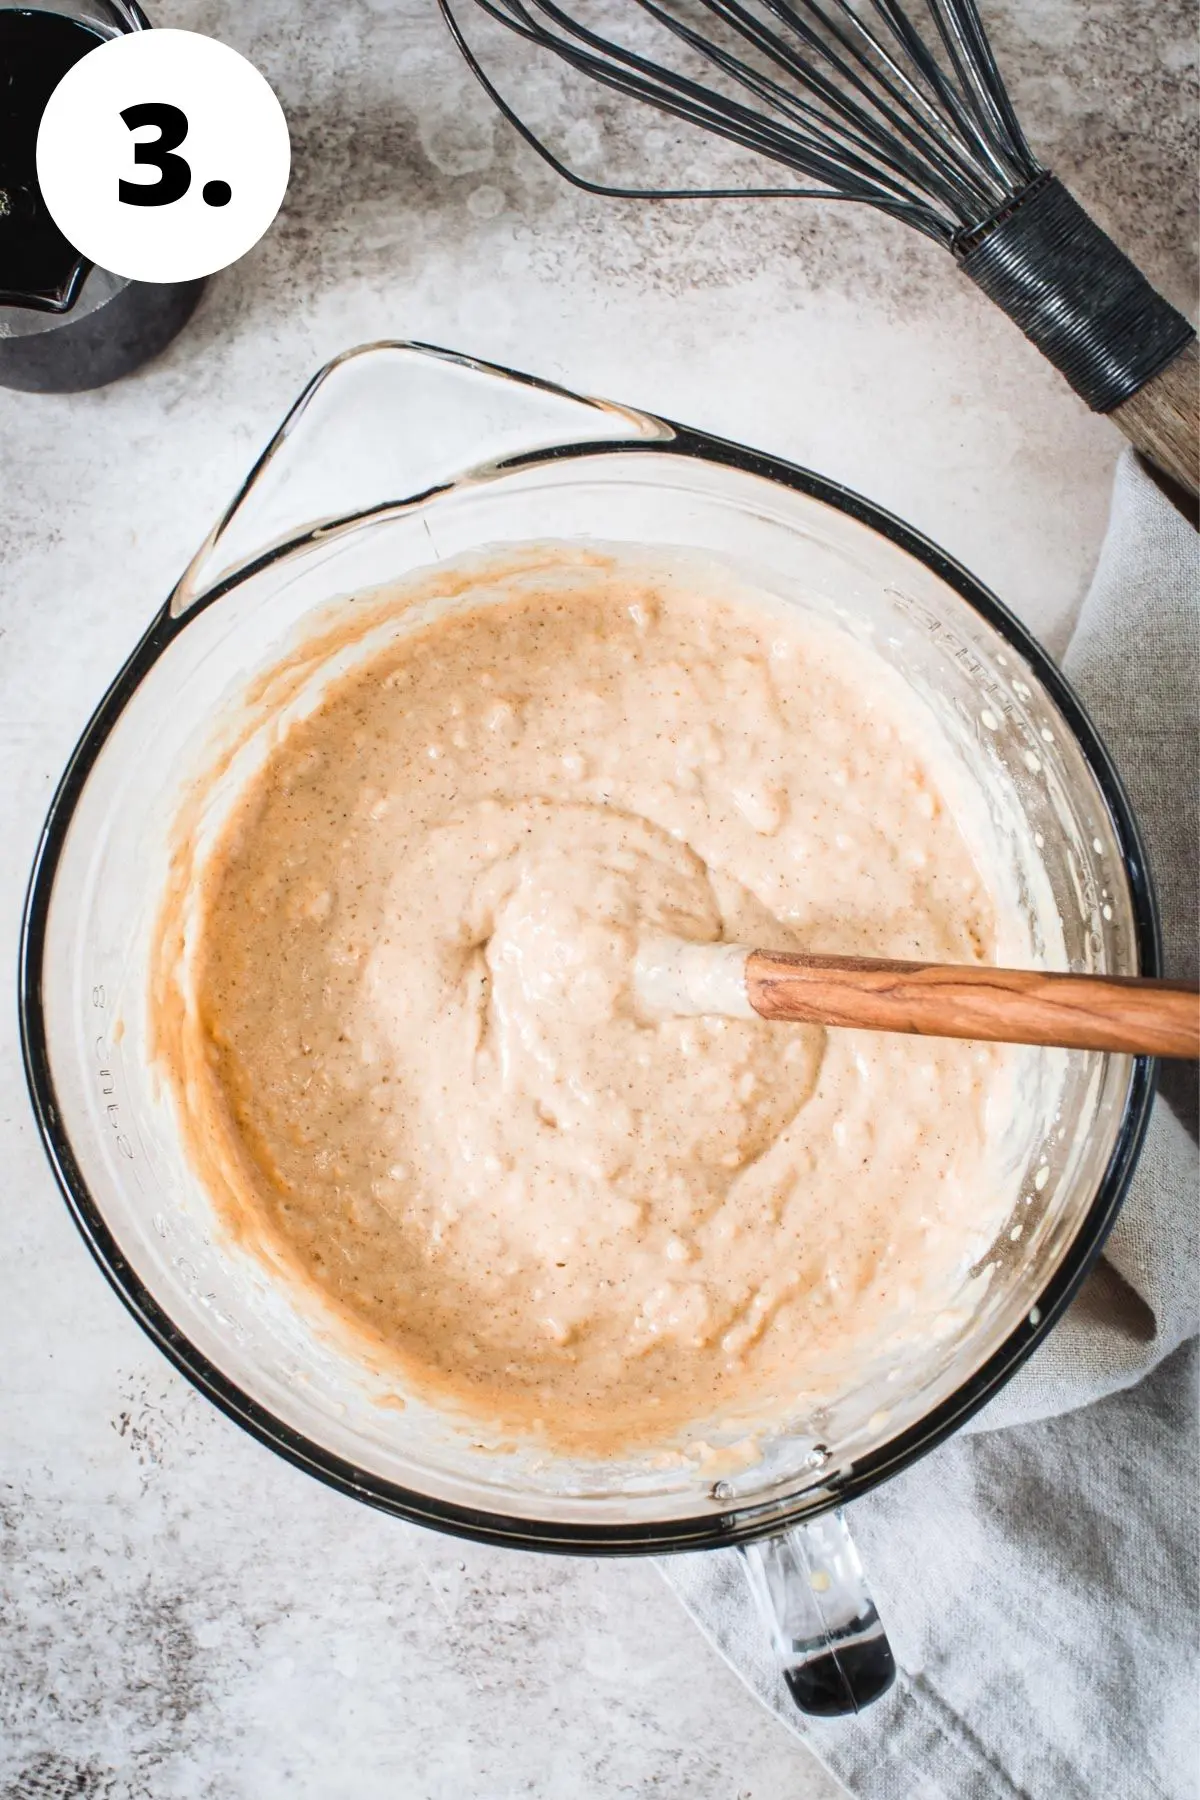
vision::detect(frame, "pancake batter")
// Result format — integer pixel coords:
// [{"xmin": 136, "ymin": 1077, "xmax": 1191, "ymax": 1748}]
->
[{"xmin": 152, "ymin": 554, "xmax": 1037, "ymax": 1452}]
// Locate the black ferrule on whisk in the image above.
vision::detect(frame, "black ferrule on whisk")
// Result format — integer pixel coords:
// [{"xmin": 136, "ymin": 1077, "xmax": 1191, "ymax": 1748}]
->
[{"xmin": 955, "ymin": 175, "xmax": 1195, "ymax": 414}]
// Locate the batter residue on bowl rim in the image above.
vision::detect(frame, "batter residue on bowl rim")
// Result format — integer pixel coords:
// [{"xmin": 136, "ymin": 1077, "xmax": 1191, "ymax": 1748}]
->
[{"xmin": 151, "ymin": 548, "xmax": 1046, "ymax": 1455}]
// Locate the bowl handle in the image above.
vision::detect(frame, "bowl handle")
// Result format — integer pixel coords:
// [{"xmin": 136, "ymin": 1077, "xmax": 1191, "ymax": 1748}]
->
[
  {"xmin": 739, "ymin": 1510, "xmax": 896, "ymax": 1715},
  {"xmin": 168, "ymin": 339, "xmax": 672, "ymax": 619}
]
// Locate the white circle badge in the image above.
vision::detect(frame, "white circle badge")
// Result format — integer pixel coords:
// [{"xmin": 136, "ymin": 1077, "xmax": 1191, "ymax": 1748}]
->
[{"xmin": 36, "ymin": 29, "xmax": 291, "ymax": 284}]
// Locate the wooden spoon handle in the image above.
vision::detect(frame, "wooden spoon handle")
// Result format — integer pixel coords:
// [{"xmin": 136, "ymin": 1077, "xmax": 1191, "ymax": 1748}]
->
[{"xmin": 745, "ymin": 950, "xmax": 1199, "ymax": 1058}]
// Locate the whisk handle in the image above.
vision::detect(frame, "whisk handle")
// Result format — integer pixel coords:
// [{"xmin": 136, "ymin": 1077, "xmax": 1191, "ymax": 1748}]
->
[
  {"xmin": 1111, "ymin": 339, "xmax": 1198, "ymax": 500},
  {"xmin": 958, "ymin": 176, "xmax": 1197, "ymax": 498}
]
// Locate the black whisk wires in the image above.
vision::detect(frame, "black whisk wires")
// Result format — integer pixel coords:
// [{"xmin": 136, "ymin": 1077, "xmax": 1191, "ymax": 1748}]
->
[{"xmin": 439, "ymin": 0, "xmax": 1044, "ymax": 243}]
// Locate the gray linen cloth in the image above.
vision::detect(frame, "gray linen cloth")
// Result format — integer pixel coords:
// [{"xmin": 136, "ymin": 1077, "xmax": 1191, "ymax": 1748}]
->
[{"xmin": 660, "ymin": 451, "xmax": 1199, "ymax": 1800}]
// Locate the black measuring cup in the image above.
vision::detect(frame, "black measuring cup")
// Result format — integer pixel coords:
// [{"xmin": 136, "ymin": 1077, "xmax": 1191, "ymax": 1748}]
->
[{"xmin": 0, "ymin": 0, "xmax": 203, "ymax": 392}]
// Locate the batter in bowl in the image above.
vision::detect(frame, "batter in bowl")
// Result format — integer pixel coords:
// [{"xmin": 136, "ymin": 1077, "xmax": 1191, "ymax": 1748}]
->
[{"xmin": 152, "ymin": 551, "xmax": 1043, "ymax": 1454}]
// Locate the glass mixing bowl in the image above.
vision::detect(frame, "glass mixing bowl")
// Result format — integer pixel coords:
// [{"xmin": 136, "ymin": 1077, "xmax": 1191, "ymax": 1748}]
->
[{"xmin": 20, "ymin": 342, "xmax": 1157, "ymax": 1714}]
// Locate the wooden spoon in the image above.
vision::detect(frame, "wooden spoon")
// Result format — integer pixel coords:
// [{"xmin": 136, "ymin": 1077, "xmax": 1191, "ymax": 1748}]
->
[{"xmin": 634, "ymin": 939, "xmax": 1199, "ymax": 1059}]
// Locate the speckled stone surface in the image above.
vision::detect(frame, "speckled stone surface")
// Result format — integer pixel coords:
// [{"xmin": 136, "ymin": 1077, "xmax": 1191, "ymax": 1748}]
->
[{"xmin": 0, "ymin": 3, "xmax": 1194, "ymax": 1795}]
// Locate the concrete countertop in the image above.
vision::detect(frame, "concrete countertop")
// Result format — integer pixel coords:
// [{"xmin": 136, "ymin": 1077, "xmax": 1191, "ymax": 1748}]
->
[{"xmin": 1, "ymin": 1, "xmax": 1193, "ymax": 1795}]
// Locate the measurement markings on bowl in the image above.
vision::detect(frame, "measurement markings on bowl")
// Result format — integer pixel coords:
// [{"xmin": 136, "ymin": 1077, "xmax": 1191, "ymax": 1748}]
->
[
  {"xmin": 888, "ymin": 589, "xmax": 1020, "ymax": 724},
  {"xmin": 91, "ymin": 983, "xmax": 134, "ymax": 1159}
]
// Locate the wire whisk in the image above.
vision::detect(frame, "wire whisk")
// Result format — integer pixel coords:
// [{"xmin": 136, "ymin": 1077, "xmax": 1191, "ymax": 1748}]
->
[
  {"xmin": 441, "ymin": 0, "xmax": 1041, "ymax": 245},
  {"xmin": 440, "ymin": 0, "xmax": 1198, "ymax": 493}
]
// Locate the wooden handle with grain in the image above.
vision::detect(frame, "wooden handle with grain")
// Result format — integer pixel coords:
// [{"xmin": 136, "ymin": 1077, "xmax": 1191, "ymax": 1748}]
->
[
  {"xmin": 1111, "ymin": 339, "xmax": 1199, "ymax": 499},
  {"xmin": 745, "ymin": 950, "xmax": 1199, "ymax": 1058}
]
